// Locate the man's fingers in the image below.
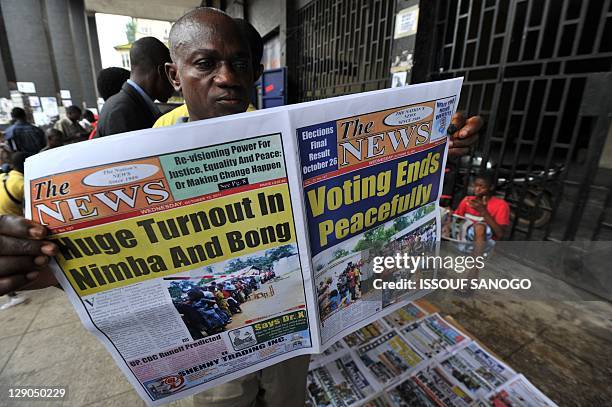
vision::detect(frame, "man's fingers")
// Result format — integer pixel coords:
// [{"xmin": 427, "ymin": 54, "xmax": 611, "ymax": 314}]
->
[
  {"xmin": 455, "ymin": 115, "xmax": 484, "ymax": 139},
  {"xmin": 0, "ymin": 234, "xmax": 58, "ymax": 257},
  {"xmin": 448, "ymin": 147, "xmax": 470, "ymax": 157},
  {"xmin": 0, "ymin": 256, "xmax": 50, "ymax": 277},
  {"xmin": 449, "ymin": 134, "xmax": 479, "ymax": 149},
  {"xmin": 0, "ymin": 275, "xmax": 30, "ymax": 296},
  {"xmin": 449, "ymin": 112, "xmax": 466, "ymax": 136},
  {"xmin": 0, "ymin": 215, "xmax": 48, "ymax": 240}
]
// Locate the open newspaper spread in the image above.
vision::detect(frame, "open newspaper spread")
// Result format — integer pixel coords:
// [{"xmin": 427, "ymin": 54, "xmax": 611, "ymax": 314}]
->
[{"xmin": 25, "ymin": 78, "xmax": 462, "ymax": 405}]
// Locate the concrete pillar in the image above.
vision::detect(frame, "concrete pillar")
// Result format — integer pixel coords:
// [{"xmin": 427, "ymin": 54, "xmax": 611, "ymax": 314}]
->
[
  {"xmin": 88, "ymin": 14, "xmax": 103, "ymax": 77},
  {"xmin": 0, "ymin": 0, "xmax": 57, "ymax": 96},
  {"xmin": 43, "ymin": 0, "xmax": 80, "ymax": 101},
  {"xmin": 0, "ymin": 1, "xmax": 11, "ymax": 98},
  {"xmin": 0, "ymin": 0, "xmax": 98, "ymax": 107},
  {"xmin": 0, "ymin": 40, "xmax": 9, "ymax": 98},
  {"xmin": 68, "ymin": 0, "xmax": 97, "ymax": 107}
]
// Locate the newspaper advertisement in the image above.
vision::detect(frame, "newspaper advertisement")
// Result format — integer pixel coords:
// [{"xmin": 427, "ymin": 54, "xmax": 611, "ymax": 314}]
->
[{"xmin": 25, "ymin": 78, "xmax": 462, "ymax": 405}]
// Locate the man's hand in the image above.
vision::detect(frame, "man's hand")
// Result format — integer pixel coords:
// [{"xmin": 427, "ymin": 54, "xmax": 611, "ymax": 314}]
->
[
  {"xmin": 448, "ymin": 112, "xmax": 483, "ymax": 157},
  {"xmin": 0, "ymin": 215, "xmax": 59, "ymax": 295}
]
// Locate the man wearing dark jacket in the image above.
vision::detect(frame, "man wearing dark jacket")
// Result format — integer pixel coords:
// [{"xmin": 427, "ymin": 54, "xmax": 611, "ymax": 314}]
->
[
  {"xmin": 95, "ymin": 37, "xmax": 174, "ymax": 138},
  {"xmin": 3, "ymin": 108, "xmax": 45, "ymax": 154}
]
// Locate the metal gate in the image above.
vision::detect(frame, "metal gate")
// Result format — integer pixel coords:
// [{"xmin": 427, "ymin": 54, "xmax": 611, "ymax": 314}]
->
[
  {"xmin": 414, "ymin": 0, "xmax": 612, "ymax": 241},
  {"xmin": 291, "ymin": 0, "xmax": 396, "ymax": 102}
]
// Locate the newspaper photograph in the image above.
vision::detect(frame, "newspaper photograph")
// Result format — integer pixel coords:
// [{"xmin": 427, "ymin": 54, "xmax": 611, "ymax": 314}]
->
[
  {"xmin": 387, "ymin": 377, "xmax": 440, "ymax": 407},
  {"xmin": 412, "ymin": 364, "xmax": 475, "ymax": 407},
  {"xmin": 439, "ymin": 342, "xmax": 517, "ymax": 399},
  {"xmin": 383, "ymin": 302, "xmax": 427, "ymax": 328},
  {"xmin": 356, "ymin": 331, "xmax": 424, "ymax": 385},
  {"xmin": 343, "ymin": 321, "xmax": 390, "ymax": 347},
  {"xmin": 25, "ymin": 78, "xmax": 463, "ymax": 405},
  {"xmin": 399, "ymin": 313, "xmax": 469, "ymax": 359},
  {"xmin": 306, "ymin": 354, "xmax": 376, "ymax": 407},
  {"xmin": 481, "ymin": 374, "xmax": 559, "ymax": 407}
]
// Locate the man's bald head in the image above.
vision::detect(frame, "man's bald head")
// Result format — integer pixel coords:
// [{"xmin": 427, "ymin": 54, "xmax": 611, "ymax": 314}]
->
[{"xmin": 169, "ymin": 7, "xmax": 248, "ymax": 62}]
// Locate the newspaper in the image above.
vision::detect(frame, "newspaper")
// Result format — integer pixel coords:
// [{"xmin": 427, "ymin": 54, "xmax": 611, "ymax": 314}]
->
[
  {"xmin": 305, "ymin": 303, "xmax": 557, "ymax": 407},
  {"xmin": 479, "ymin": 374, "xmax": 558, "ymax": 407},
  {"xmin": 438, "ymin": 342, "xmax": 517, "ymax": 399},
  {"xmin": 25, "ymin": 78, "xmax": 462, "ymax": 405}
]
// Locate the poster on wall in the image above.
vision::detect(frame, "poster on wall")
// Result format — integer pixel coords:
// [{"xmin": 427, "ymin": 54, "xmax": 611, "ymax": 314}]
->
[
  {"xmin": 17, "ymin": 81, "xmax": 36, "ymax": 94},
  {"xmin": 394, "ymin": 5, "xmax": 419, "ymax": 39},
  {"xmin": 41, "ymin": 97, "xmax": 60, "ymax": 120},
  {"xmin": 391, "ymin": 71, "xmax": 408, "ymax": 88},
  {"xmin": 28, "ymin": 96, "xmax": 41, "ymax": 109},
  {"xmin": 0, "ymin": 98, "xmax": 14, "ymax": 124}
]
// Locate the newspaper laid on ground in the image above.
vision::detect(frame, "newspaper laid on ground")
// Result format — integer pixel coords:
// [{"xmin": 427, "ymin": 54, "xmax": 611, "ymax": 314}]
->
[
  {"xmin": 306, "ymin": 301, "xmax": 559, "ymax": 407},
  {"xmin": 25, "ymin": 78, "xmax": 461, "ymax": 405}
]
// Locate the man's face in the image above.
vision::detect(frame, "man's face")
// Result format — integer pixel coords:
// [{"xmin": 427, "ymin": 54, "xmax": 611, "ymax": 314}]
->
[
  {"xmin": 67, "ymin": 110, "xmax": 80, "ymax": 121},
  {"xmin": 166, "ymin": 18, "xmax": 253, "ymax": 121},
  {"xmin": 48, "ymin": 135, "xmax": 61, "ymax": 147}
]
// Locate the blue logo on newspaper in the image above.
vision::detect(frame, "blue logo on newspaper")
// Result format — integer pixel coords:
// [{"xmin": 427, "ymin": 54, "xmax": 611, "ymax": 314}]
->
[{"xmin": 433, "ymin": 96, "xmax": 456, "ymax": 140}]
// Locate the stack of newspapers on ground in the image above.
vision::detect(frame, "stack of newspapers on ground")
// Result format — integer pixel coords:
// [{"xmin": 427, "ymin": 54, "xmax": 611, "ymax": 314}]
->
[{"xmin": 306, "ymin": 302, "xmax": 557, "ymax": 407}]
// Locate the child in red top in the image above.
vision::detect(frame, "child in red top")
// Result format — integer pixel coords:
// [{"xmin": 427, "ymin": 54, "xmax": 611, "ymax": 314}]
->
[{"xmin": 455, "ymin": 174, "xmax": 510, "ymax": 255}]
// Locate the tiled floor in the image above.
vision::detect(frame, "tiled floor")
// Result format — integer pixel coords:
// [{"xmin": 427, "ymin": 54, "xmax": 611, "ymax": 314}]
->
[{"xmin": 0, "ymin": 288, "xmax": 192, "ymax": 407}]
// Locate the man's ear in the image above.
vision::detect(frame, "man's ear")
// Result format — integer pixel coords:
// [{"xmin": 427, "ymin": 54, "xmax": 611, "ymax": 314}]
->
[
  {"xmin": 165, "ymin": 62, "xmax": 181, "ymax": 92},
  {"xmin": 254, "ymin": 64, "xmax": 264, "ymax": 82}
]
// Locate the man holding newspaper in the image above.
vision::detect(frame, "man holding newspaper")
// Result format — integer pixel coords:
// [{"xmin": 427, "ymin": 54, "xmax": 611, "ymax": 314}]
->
[{"xmin": 0, "ymin": 7, "xmax": 483, "ymax": 407}]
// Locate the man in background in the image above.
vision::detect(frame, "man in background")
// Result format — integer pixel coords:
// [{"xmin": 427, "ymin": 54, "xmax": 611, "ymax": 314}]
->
[
  {"xmin": 95, "ymin": 37, "xmax": 175, "ymax": 138},
  {"xmin": 40, "ymin": 128, "xmax": 64, "ymax": 152},
  {"xmin": 3, "ymin": 108, "xmax": 45, "ymax": 154},
  {"xmin": 96, "ymin": 67, "xmax": 131, "ymax": 101},
  {"xmin": 54, "ymin": 105, "xmax": 89, "ymax": 142}
]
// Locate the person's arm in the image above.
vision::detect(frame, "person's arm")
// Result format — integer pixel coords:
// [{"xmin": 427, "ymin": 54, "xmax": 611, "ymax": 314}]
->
[
  {"xmin": 0, "ymin": 215, "xmax": 59, "ymax": 295},
  {"xmin": 96, "ymin": 107, "xmax": 131, "ymax": 138},
  {"xmin": 454, "ymin": 198, "xmax": 468, "ymax": 217},
  {"xmin": 468, "ymin": 198, "xmax": 507, "ymax": 239}
]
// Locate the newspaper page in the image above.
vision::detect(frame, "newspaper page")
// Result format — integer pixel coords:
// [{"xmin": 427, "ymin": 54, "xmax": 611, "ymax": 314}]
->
[
  {"xmin": 25, "ymin": 110, "xmax": 318, "ymax": 405},
  {"xmin": 438, "ymin": 342, "xmax": 517, "ymax": 399},
  {"xmin": 399, "ymin": 313, "xmax": 469, "ymax": 359},
  {"xmin": 294, "ymin": 78, "xmax": 463, "ymax": 346},
  {"xmin": 306, "ymin": 354, "xmax": 377, "ymax": 407},
  {"xmin": 480, "ymin": 374, "xmax": 559, "ymax": 407}
]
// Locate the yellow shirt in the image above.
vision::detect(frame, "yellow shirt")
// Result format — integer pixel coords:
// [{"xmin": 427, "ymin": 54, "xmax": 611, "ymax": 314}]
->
[
  {"xmin": 0, "ymin": 170, "xmax": 24, "ymax": 216},
  {"xmin": 153, "ymin": 103, "xmax": 257, "ymax": 128}
]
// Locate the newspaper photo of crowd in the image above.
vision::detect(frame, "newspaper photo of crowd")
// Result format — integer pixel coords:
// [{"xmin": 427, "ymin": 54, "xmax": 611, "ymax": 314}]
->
[
  {"xmin": 167, "ymin": 271, "xmax": 275, "ymax": 339},
  {"xmin": 317, "ymin": 259, "xmax": 365, "ymax": 322},
  {"xmin": 377, "ymin": 218, "xmax": 438, "ymax": 308}
]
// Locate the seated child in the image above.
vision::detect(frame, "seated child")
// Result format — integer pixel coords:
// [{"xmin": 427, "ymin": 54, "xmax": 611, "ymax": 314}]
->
[{"xmin": 454, "ymin": 173, "xmax": 510, "ymax": 256}]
